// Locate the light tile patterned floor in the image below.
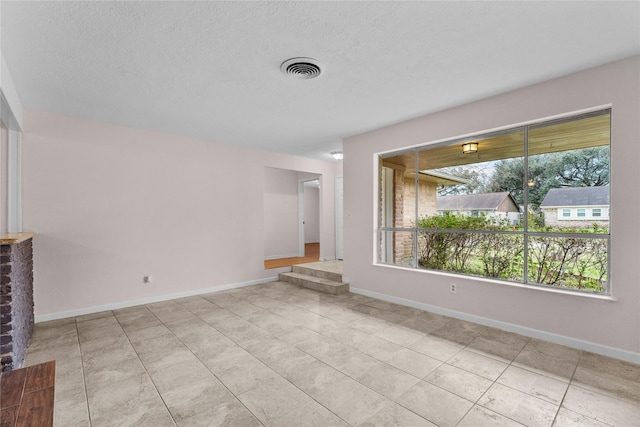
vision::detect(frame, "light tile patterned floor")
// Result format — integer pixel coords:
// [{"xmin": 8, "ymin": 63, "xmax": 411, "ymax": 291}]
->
[{"xmin": 25, "ymin": 281, "xmax": 640, "ymax": 426}]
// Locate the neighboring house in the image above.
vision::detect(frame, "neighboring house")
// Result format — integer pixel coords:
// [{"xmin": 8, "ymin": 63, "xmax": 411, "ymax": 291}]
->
[
  {"xmin": 436, "ymin": 192, "xmax": 521, "ymax": 225},
  {"xmin": 540, "ymin": 186, "xmax": 610, "ymax": 228}
]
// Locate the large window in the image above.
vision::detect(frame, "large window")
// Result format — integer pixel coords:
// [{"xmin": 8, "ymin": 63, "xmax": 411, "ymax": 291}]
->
[{"xmin": 378, "ymin": 110, "xmax": 611, "ymax": 294}]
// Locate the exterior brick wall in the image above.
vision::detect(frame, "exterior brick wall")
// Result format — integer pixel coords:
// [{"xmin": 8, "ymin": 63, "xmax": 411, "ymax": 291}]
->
[
  {"xmin": 380, "ymin": 166, "xmax": 440, "ymax": 265},
  {"xmin": 400, "ymin": 175, "xmax": 438, "ymax": 262},
  {"xmin": 402, "ymin": 175, "xmax": 438, "ymax": 225},
  {"xmin": 393, "ymin": 170, "xmax": 406, "ymax": 263},
  {"xmin": 0, "ymin": 238, "xmax": 34, "ymax": 372}
]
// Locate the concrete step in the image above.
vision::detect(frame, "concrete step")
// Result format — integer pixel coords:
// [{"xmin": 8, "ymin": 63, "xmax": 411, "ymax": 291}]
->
[
  {"xmin": 291, "ymin": 264, "xmax": 342, "ymax": 283},
  {"xmin": 279, "ymin": 272, "xmax": 349, "ymax": 295}
]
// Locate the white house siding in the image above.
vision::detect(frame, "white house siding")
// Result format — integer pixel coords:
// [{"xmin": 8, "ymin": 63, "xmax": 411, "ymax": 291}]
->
[{"xmin": 542, "ymin": 206, "xmax": 609, "ymax": 229}]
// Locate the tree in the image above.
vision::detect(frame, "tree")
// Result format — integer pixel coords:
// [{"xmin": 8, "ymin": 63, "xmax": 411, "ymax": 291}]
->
[
  {"xmin": 485, "ymin": 146, "xmax": 609, "ymax": 209},
  {"xmin": 435, "ymin": 165, "xmax": 491, "ymax": 196},
  {"xmin": 547, "ymin": 146, "xmax": 609, "ymax": 187},
  {"xmin": 483, "ymin": 157, "xmax": 551, "ymax": 207},
  {"xmin": 485, "ymin": 158, "xmax": 527, "ymax": 205}
]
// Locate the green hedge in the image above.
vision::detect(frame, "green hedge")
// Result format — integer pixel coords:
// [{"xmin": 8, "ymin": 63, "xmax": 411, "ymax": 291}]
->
[{"xmin": 415, "ymin": 212, "xmax": 607, "ymax": 292}]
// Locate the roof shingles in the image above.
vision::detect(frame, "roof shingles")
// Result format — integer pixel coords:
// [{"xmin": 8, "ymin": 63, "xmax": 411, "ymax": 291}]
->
[
  {"xmin": 540, "ymin": 186, "xmax": 610, "ymax": 207},
  {"xmin": 436, "ymin": 192, "xmax": 513, "ymax": 211}
]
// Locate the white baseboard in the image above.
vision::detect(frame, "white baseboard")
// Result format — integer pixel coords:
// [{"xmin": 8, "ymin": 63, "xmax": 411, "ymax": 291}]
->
[
  {"xmin": 35, "ymin": 276, "xmax": 278, "ymax": 323},
  {"xmin": 351, "ymin": 287, "xmax": 640, "ymax": 364}
]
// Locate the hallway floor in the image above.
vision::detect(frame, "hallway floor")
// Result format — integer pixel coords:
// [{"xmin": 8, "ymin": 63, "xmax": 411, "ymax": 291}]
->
[
  {"xmin": 264, "ymin": 243, "xmax": 320, "ymax": 269},
  {"xmin": 25, "ymin": 281, "xmax": 639, "ymax": 426}
]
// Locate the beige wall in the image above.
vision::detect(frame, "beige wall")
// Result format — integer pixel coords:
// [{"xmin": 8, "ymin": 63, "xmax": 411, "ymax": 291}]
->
[
  {"xmin": 22, "ymin": 110, "xmax": 337, "ymax": 318},
  {"xmin": 304, "ymin": 186, "xmax": 320, "ymax": 244},
  {"xmin": 263, "ymin": 167, "xmax": 300, "ymax": 259},
  {"xmin": 344, "ymin": 55, "xmax": 640, "ymax": 361},
  {"xmin": 0, "ymin": 122, "xmax": 7, "ymax": 234}
]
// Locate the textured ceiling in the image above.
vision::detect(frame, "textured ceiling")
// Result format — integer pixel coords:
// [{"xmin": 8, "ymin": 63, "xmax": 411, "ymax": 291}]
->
[{"xmin": 1, "ymin": 1, "xmax": 639, "ymax": 160}]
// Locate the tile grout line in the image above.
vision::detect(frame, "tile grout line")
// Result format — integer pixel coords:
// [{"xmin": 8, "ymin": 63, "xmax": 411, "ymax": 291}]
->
[
  {"xmin": 112, "ymin": 307, "xmax": 179, "ymax": 427},
  {"xmin": 36, "ymin": 292, "xmax": 511, "ymax": 425},
  {"xmin": 151, "ymin": 297, "xmax": 269, "ymax": 426},
  {"xmin": 248, "ymin": 291, "xmax": 395, "ymax": 425},
  {"xmin": 233, "ymin": 287, "xmax": 497, "ymax": 425},
  {"xmin": 438, "ymin": 323, "xmax": 528, "ymax": 426},
  {"xmin": 550, "ymin": 349, "xmax": 583, "ymax": 426},
  {"xmin": 178, "ymin": 294, "xmax": 354, "ymax": 426},
  {"xmin": 460, "ymin": 334, "xmax": 583, "ymax": 426},
  {"xmin": 214, "ymin": 287, "xmax": 472, "ymax": 426},
  {"xmin": 458, "ymin": 348, "xmax": 516, "ymax": 425},
  {"xmin": 188, "ymin": 288, "xmax": 406, "ymax": 425},
  {"xmin": 76, "ymin": 315, "xmax": 97, "ymax": 427},
  {"xmin": 34, "ymin": 282, "xmax": 638, "ymax": 426}
]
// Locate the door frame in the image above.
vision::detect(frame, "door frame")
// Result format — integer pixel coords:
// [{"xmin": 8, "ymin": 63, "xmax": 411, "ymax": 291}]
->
[{"xmin": 335, "ymin": 176, "xmax": 344, "ymax": 260}]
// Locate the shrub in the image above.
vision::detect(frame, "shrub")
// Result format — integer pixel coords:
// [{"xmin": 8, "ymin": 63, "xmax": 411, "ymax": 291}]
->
[{"xmin": 416, "ymin": 212, "xmax": 607, "ymax": 292}]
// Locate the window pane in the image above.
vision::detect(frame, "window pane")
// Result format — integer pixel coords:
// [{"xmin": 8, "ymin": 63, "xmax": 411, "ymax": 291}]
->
[
  {"xmin": 375, "ymin": 109, "xmax": 610, "ymax": 295},
  {"xmin": 478, "ymin": 233, "xmax": 525, "ymax": 282},
  {"xmin": 417, "ymin": 230, "xmax": 468, "ymax": 273},
  {"xmin": 417, "ymin": 230, "xmax": 524, "ymax": 282},
  {"xmin": 531, "ymin": 112, "xmax": 610, "ymax": 233},
  {"xmin": 527, "ymin": 235, "xmax": 608, "ymax": 292},
  {"xmin": 417, "ymin": 129, "xmax": 525, "ymax": 232},
  {"xmin": 378, "ymin": 230, "xmax": 414, "ymax": 267}
]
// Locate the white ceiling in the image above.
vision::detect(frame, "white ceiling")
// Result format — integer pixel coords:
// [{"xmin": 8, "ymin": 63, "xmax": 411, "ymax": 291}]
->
[{"xmin": 1, "ymin": 1, "xmax": 639, "ymax": 161}]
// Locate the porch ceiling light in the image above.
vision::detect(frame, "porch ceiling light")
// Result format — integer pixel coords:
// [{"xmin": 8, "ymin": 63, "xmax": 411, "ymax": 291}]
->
[
  {"xmin": 462, "ymin": 142, "xmax": 478, "ymax": 154},
  {"xmin": 331, "ymin": 151, "xmax": 344, "ymax": 160}
]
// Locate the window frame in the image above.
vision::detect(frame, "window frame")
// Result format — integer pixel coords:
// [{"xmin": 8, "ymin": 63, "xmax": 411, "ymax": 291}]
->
[{"xmin": 376, "ymin": 109, "xmax": 611, "ymax": 295}]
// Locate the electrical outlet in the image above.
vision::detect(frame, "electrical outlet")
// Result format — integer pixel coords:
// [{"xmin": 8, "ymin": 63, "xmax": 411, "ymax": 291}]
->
[
  {"xmin": 450, "ymin": 283, "xmax": 457, "ymax": 293},
  {"xmin": 144, "ymin": 275, "xmax": 152, "ymax": 284}
]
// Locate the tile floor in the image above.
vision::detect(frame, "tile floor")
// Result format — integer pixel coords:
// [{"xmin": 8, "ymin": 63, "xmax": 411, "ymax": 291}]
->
[{"xmin": 25, "ymin": 281, "xmax": 640, "ymax": 426}]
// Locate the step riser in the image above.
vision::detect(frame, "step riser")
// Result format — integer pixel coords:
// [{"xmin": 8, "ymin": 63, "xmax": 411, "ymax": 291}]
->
[
  {"xmin": 279, "ymin": 273, "xmax": 349, "ymax": 295},
  {"xmin": 291, "ymin": 266, "xmax": 342, "ymax": 282}
]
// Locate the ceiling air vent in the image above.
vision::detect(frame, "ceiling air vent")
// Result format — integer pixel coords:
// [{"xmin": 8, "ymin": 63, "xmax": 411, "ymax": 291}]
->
[{"xmin": 280, "ymin": 57, "xmax": 323, "ymax": 79}]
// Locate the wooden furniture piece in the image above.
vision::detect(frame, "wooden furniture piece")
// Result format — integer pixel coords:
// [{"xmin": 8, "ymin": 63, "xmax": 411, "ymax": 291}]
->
[{"xmin": 0, "ymin": 360, "xmax": 55, "ymax": 427}]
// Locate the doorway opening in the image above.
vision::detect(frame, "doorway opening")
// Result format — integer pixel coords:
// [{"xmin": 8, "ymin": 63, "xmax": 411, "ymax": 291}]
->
[
  {"xmin": 299, "ymin": 178, "xmax": 320, "ymax": 257},
  {"xmin": 263, "ymin": 167, "xmax": 321, "ymax": 269}
]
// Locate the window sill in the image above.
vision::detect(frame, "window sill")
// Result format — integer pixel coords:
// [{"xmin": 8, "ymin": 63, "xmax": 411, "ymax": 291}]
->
[{"xmin": 372, "ymin": 262, "xmax": 617, "ymax": 302}]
